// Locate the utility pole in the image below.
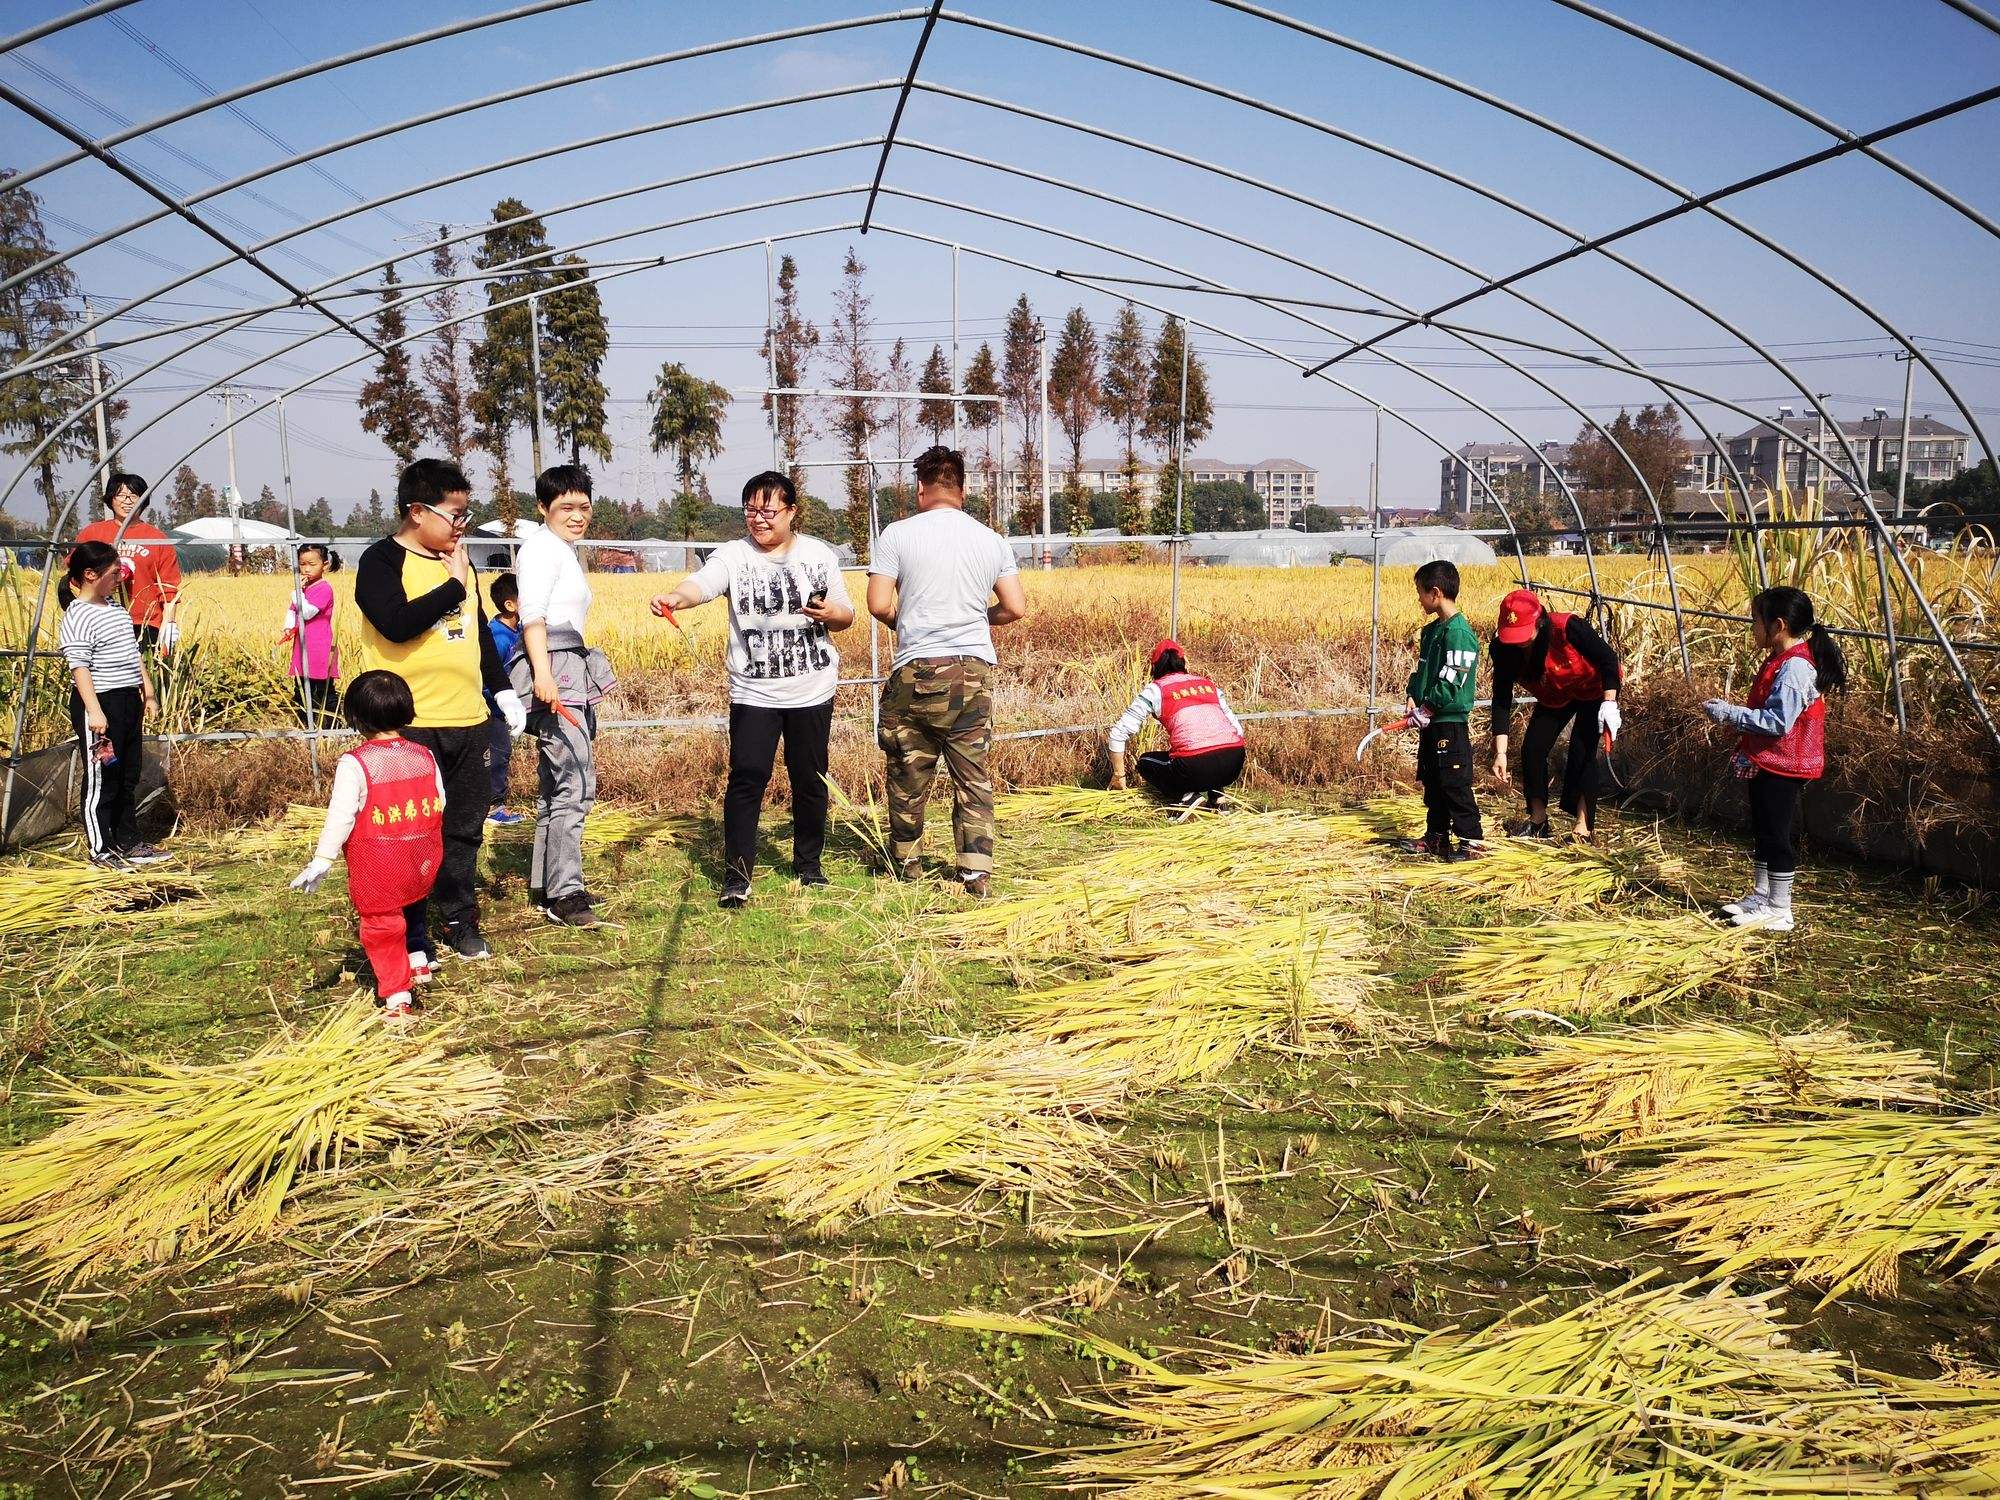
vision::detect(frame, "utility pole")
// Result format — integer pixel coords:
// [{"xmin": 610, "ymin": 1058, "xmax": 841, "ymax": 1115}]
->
[
  {"xmin": 81, "ymin": 296, "xmax": 110, "ymax": 504},
  {"xmin": 527, "ymin": 291, "xmax": 546, "ymax": 477},
  {"xmin": 220, "ymin": 385, "xmax": 244, "ymax": 574},
  {"xmin": 1894, "ymin": 352, "xmax": 1915, "ymax": 521}
]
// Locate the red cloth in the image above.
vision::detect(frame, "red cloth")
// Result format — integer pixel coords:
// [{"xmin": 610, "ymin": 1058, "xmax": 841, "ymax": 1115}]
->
[
  {"xmin": 344, "ymin": 737, "xmax": 444, "ymax": 912},
  {"xmin": 1738, "ymin": 642, "xmax": 1825, "ymax": 780},
  {"xmin": 1155, "ymin": 671, "xmax": 1245, "ymax": 758},
  {"xmin": 1526, "ymin": 612, "xmax": 1606, "ymax": 708},
  {"xmin": 358, "ymin": 909, "xmax": 412, "ymax": 999},
  {"xmin": 76, "ymin": 519, "xmax": 181, "ymax": 628}
]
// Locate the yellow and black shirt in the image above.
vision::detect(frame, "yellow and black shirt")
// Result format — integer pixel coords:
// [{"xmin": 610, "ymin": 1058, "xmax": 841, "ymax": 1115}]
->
[{"xmin": 353, "ymin": 536, "xmax": 507, "ymax": 729}]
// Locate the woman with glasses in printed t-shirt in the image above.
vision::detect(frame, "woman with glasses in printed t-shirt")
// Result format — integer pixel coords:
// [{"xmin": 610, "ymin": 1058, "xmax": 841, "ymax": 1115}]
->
[
  {"xmin": 649, "ymin": 471, "xmax": 854, "ymax": 908},
  {"xmin": 353, "ymin": 458, "xmax": 527, "ymax": 964}
]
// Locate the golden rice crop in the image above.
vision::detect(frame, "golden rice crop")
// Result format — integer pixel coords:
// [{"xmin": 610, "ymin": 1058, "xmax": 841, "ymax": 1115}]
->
[
  {"xmin": 1616, "ymin": 1107, "xmax": 2000, "ymax": 1303},
  {"xmin": 0, "ymin": 855, "xmax": 209, "ymax": 939},
  {"xmin": 1007, "ymin": 915, "xmax": 1390, "ymax": 1085},
  {"xmin": 1440, "ymin": 913, "xmax": 1764, "ymax": 1017},
  {"xmin": 938, "ymin": 1277, "xmax": 2000, "ymax": 1495},
  {"xmin": 633, "ymin": 1036, "xmax": 1136, "ymax": 1232},
  {"xmin": 0, "ymin": 1001, "xmax": 507, "ymax": 1284},
  {"xmin": 1487, "ymin": 1020, "xmax": 1941, "ymax": 1142}
]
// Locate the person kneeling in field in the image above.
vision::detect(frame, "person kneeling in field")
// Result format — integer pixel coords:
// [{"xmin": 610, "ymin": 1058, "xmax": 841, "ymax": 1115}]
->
[
  {"xmin": 1488, "ymin": 587, "xmax": 1622, "ymax": 841},
  {"xmin": 1107, "ymin": 638, "xmax": 1247, "ymax": 818},
  {"xmin": 289, "ymin": 670, "xmax": 445, "ymax": 1020}
]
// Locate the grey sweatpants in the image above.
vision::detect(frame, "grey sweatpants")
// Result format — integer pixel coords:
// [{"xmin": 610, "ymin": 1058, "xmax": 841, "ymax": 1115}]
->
[{"xmin": 532, "ymin": 703, "xmax": 596, "ymax": 901}]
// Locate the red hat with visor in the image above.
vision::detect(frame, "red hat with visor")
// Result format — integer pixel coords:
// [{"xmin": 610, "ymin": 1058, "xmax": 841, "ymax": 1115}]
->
[{"xmin": 1495, "ymin": 588, "xmax": 1544, "ymax": 646}]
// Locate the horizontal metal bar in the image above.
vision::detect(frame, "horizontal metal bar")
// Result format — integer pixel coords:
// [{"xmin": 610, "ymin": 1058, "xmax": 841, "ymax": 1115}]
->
[
  {"xmin": 1534, "ymin": 583, "xmax": 2000, "ymax": 654},
  {"xmin": 740, "ymin": 386, "xmax": 1003, "ymax": 401}
]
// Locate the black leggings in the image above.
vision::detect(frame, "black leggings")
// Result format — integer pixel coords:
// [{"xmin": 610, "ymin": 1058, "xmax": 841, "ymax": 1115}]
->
[
  {"xmin": 725, "ymin": 699, "xmax": 834, "ymax": 884},
  {"xmin": 71, "ymin": 685, "xmax": 144, "ymax": 855},
  {"xmin": 1520, "ymin": 699, "xmax": 1603, "ymax": 824},
  {"xmin": 1747, "ymin": 771, "xmax": 1806, "ymax": 875},
  {"xmin": 1135, "ymin": 745, "xmax": 1245, "ymax": 800}
]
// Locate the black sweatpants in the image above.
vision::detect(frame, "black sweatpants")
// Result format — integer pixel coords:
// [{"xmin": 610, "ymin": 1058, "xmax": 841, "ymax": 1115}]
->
[
  {"xmin": 1418, "ymin": 719, "xmax": 1483, "ymax": 845},
  {"xmin": 1520, "ymin": 699, "xmax": 1603, "ymax": 824},
  {"xmin": 724, "ymin": 699, "xmax": 834, "ymax": 886},
  {"xmin": 1135, "ymin": 745, "xmax": 1245, "ymax": 801},
  {"xmin": 404, "ymin": 723, "xmax": 491, "ymax": 935},
  {"xmin": 71, "ymin": 685, "xmax": 144, "ymax": 855},
  {"xmin": 1747, "ymin": 770, "xmax": 1806, "ymax": 875}
]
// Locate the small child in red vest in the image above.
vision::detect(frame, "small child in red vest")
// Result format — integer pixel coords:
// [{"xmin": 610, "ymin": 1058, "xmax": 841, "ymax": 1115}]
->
[
  {"xmin": 1701, "ymin": 586, "xmax": 1846, "ymax": 933},
  {"xmin": 1108, "ymin": 639, "xmax": 1247, "ymax": 819},
  {"xmin": 290, "ymin": 670, "xmax": 446, "ymax": 1017}
]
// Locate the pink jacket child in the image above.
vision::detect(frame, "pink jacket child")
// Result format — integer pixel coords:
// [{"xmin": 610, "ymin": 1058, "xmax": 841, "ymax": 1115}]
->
[{"xmin": 283, "ymin": 544, "xmax": 341, "ymax": 709}]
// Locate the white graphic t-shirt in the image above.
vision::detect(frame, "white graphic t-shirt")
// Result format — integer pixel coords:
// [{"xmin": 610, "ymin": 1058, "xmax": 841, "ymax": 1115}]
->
[{"xmin": 685, "ymin": 535, "xmax": 853, "ymax": 709}]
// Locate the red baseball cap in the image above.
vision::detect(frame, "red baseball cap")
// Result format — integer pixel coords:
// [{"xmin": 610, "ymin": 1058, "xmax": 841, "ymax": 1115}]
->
[
  {"xmin": 1496, "ymin": 588, "xmax": 1544, "ymax": 645},
  {"xmin": 1149, "ymin": 637, "xmax": 1182, "ymax": 668}
]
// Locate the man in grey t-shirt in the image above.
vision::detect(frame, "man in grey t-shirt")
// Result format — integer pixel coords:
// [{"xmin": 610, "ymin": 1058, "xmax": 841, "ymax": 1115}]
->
[{"xmin": 867, "ymin": 446, "xmax": 1028, "ymax": 897}]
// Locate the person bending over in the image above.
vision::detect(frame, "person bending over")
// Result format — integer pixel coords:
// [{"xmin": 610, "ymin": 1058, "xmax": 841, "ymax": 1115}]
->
[
  {"xmin": 1107, "ymin": 638, "xmax": 1246, "ymax": 817},
  {"xmin": 1488, "ymin": 588, "xmax": 1622, "ymax": 841}
]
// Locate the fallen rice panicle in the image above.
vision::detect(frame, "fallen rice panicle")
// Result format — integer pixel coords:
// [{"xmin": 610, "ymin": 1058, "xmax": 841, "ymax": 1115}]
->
[
  {"xmin": 1616, "ymin": 1107, "xmax": 2000, "ymax": 1304},
  {"xmin": 1441, "ymin": 913, "xmax": 1764, "ymax": 1017},
  {"xmin": 1383, "ymin": 830, "xmax": 1693, "ymax": 913},
  {"xmin": 0, "ymin": 1001, "xmax": 507, "ymax": 1284},
  {"xmin": 995, "ymin": 784, "xmax": 1162, "ymax": 826},
  {"xmin": 634, "ymin": 1037, "xmax": 1137, "ymax": 1232},
  {"xmin": 1487, "ymin": 1020, "xmax": 1942, "ymax": 1143},
  {"xmin": 935, "ymin": 1276, "xmax": 2000, "ymax": 1495},
  {"xmin": 0, "ymin": 856, "xmax": 209, "ymax": 939}
]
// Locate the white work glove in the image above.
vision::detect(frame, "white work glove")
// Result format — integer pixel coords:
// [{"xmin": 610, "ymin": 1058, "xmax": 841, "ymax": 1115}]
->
[
  {"xmin": 495, "ymin": 689, "xmax": 528, "ymax": 736},
  {"xmin": 1701, "ymin": 699, "xmax": 1735, "ymax": 725},
  {"xmin": 1598, "ymin": 701, "xmax": 1622, "ymax": 742},
  {"xmin": 157, "ymin": 620, "xmax": 180, "ymax": 656},
  {"xmin": 1408, "ymin": 704, "xmax": 1433, "ymax": 729},
  {"xmin": 289, "ymin": 857, "xmax": 333, "ymax": 894}
]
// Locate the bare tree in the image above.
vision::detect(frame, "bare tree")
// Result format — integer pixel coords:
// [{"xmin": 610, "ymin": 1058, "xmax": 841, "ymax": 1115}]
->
[
  {"xmin": 421, "ymin": 227, "xmax": 476, "ymax": 464},
  {"xmin": 823, "ymin": 247, "xmax": 880, "ymax": 557}
]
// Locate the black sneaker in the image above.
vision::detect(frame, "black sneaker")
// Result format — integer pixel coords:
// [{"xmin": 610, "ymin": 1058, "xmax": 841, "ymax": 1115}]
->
[
  {"xmin": 1448, "ymin": 840, "xmax": 1490, "ymax": 862},
  {"xmin": 544, "ymin": 892, "xmax": 599, "ymax": 928},
  {"xmin": 1395, "ymin": 835, "xmax": 1446, "ymax": 858},
  {"xmin": 796, "ymin": 868, "xmax": 830, "ymax": 888},
  {"xmin": 1508, "ymin": 819, "xmax": 1553, "ymax": 841},
  {"xmin": 89, "ymin": 849, "xmax": 134, "ymax": 871},
  {"xmin": 719, "ymin": 883, "xmax": 751, "ymax": 910},
  {"xmin": 444, "ymin": 924, "xmax": 492, "ymax": 960},
  {"xmin": 120, "ymin": 841, "xmax": 173, "ymax": 866}
]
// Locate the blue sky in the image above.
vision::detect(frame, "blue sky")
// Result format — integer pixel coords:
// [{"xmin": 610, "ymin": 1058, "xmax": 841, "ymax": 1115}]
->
[{"xmin": 5, "ymin": 0, "xmax": 1997, "ymax": 524}]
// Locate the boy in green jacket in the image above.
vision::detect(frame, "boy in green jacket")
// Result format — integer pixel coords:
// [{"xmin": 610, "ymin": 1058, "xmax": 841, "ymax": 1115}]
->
[{"xmin": 1403, "ymin": 559, "xmax": 1485, "ymax": 859}]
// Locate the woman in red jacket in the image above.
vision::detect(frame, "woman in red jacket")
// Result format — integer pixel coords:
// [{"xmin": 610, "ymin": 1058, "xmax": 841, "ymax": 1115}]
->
[
  {"xmin": 1107, "ymin": 639, "xmax": 1247, "ymax": 817},
  {"xmin": 1701, "ymin": 586, "xmax": 1846, "ymax": 933},
  {"xmin": 1488, "ymin": 588, "xmax": 1623, "ymax": 841}
]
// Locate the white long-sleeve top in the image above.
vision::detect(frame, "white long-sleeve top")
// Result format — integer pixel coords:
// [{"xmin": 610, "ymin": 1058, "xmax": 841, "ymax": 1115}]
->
[
  {"xmin": 1109, "ymin": 680, "xmax": 1245, "ymax": 753},
  {"xmin": 516, "ymin": 527, "xmax": 592, "ymax": 634},
  {"xmin": 312, "ymin": 746, "xmax": 447, "ymax": 865}
]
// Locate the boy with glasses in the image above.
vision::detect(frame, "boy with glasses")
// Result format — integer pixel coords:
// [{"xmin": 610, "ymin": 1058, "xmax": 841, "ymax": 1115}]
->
[{"xmin": 354, "ymin": 458, "xmax": 526, "ymax": 961}]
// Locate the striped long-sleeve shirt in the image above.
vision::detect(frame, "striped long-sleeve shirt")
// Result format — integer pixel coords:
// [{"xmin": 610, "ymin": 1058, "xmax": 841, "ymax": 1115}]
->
[
  {"xmin": 1406, "ymin": 610, "xmax": 1480, "ymax": 724},
  {"xmin": 59, "ymin": 597, "xmax": 144, "ymax": 691}
]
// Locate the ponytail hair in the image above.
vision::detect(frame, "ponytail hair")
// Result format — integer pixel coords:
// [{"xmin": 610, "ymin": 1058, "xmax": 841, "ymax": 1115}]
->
[
  {"xmin": 1749, "ymin": 585, "xmax": 1847, "ymax": 694},
  {"xmin": 297, "ymin": 541, "xmax": 341, "ymax": 572}
]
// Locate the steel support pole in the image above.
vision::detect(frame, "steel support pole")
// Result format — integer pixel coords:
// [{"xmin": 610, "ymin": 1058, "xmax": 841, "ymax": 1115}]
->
[
  {"xmin": 996, "ymin": 405, "xmax": 1009, "ymax": 535},
  {"xmin": 1169, "ymin": 325, "xmax": 1189, "ymax": 639},
  {"xmin": 765, "ymin": 239, "xmax": 781, "ymax": 470},
  {"xmin": 275, "ymin": 398, "xmax": 322, "ymax": 793},
  {"xmin": 1872, "ymin": 525, "xmax": 1907, "ymax": 730},
  {"xmin": 527, "ymin": 291, "xmax": 546, "ymax": 477},
  {"xmin": 1368, "ymin": 405, "xmax": 1382, "ymax": 723},
  {"xmin": 951, "ymin": 243, "xmax": 962, "ymax": 452},
  {"xmin": 82, "ymin": 299, "xmax": 110, "ymax": 508},
  {"xmin": 1896, "ymin": 353, "xmax": 1915, "ymax": 520},
  {"xmin": 1037, "ymin": 321, "xmax": 1052, "ymax": 565}
]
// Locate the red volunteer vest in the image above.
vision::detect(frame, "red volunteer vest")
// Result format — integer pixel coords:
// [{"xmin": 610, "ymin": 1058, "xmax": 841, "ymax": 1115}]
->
[
  {"xmin": 344, "ymin": 737, "xmax": 444, "ymax": 908},
  {"xmin": 1738, "ymin": 642, "xmax": 1824, "ymax": 780},
  {"xmin": 1155, "ymin": 672, "xmax": 1245, "ymax": 758},
  {"xmin": 1527, "ymin": 613, "xmax": 1606, "ymax": 709}
]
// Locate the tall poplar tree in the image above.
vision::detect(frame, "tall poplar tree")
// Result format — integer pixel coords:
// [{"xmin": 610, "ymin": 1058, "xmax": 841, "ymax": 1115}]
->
[
  {"xmin": 421, "ymin": 227, "xmax": 475, "ymax": 464},
  {"xmin": 824, "ymin": 247, "xmax": 879, "ymax": 556},
  {"xmin": 471, "ymin": 197, "xmax": 555, "ymax": 527},
  {"xmin": 540, "ymin": 253, "xmax": 611, "ymax": 465},
  {"xmin": 1099, "ymin": 304, "xmax": 1150, "ymax": 534},
  {"xmin": 357, "ymin": 264, "xmax": 426, "ymax": 464},
  {"xmin": 918, "ymin": 343, "xmax": 954, "ymax": 446},
  {"xmin": 1143, "ymin": 316, "xmax": 1213, "ymax": 532},
  {"xmin": 761, "ymin": 253, "xmax": 819, "ymax": 490},
  {"xmin": 961, "ymin": 342, "xmax": 1001, "ymax": 527},
  {"xmin": 1048, "ymin": 306, "xmax": 1100, "ymax": 532},
  {"xmin": 647, "ymin": 362, "xmax": 731, "ymax": 497},
  {"xmin": 1000, "ymin": 296, "xmax": 1041, "ymax": 531}
]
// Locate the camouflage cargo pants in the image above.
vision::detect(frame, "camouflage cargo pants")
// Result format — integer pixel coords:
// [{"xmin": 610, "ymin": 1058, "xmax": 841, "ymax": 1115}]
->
[{"xmin": 877, "ymin": 656, "xmax": 996, "ymax": 875}]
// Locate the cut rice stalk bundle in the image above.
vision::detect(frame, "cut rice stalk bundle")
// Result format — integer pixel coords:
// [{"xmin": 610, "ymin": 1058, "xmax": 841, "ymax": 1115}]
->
[
  {"xmin": 635, "ymin": 1037, "xmax": 1136, "ymax": 1233},
  {"xmin": 995, "ymin": 785, "xmax": 1161, "ymax": 826},
  {"xmin": 936, "ymin": 1277, "xmax": 2000, "ymax": 1495},
  {"xmin": 1616, "ymin": 1107, "xmax": 2000, "ymax": 1303},
  {"xmin": 0, "ymin": 1001, "xmax": 507, "ymax": 1285},
  {"xmin": 1008, "ymin": 917, "xmax": 1391, "ymax": 1085},
  {"xmin": 0, "ymin": 856, "xmax": 209, "ymax": 940},
  {"xmin": 1384, "ymin": 831, "xmax": 1692, "ymax": 913},
  {"xmin": 1487, "ymin": 1021, "xmax": 1941, "ymax": 1143},
  {"xmin": 1441, "ymin": 913, "xmax": 1764, "ymax": 1017}
]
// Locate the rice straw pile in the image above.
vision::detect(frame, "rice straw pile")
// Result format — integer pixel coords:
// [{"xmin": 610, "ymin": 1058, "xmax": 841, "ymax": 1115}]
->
[
  {"xmin": 1382, "ymin": 832, "xmax": 1693, "ymax": 913},
  {"xmin": 635, "ymin": 1037, "xmax": 1135, "ymax": 1232},
  {"xmin": 0, "ymin": 1001, "xmax": 506, "ymax": 1283},
  {"xmin": 1487, "ymin": 1021, "xmax": 1941, "ymax": 1143},
  {"xmin": 1617, "ymin": 1108, "xmax": 2000, "ymax": 1302},
  {"xmin": 1008, "ymin": 916, "xmax": 1389, "ymax": 1084},
  {"xmin": 940, "ymin": 1278, "xmax": 2000, "ymax": 1494},
  {"xmin": 1440, "ymin": 913, "xmax": 1764, "ymax": 1017},
  {"xmin": 0, "ymin": 856, "xmax": 209, "ymax": 939},
  {"xmin": 996, "ymin": 785, "xmax": 1159, "ymax": 826}
]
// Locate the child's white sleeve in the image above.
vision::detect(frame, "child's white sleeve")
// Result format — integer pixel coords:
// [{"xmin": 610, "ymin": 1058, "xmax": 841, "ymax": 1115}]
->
[
  {"xmin": 312, "ymin": 755, "xmax": 368, "ymax": 866},
  {"xmin": 1217, "ymin": 689, "xmax": 1244, "ymax": 738}
]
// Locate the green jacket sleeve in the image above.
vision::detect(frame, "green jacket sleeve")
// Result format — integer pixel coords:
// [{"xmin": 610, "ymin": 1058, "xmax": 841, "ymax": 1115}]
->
[
  {"xmin": 1406, "ymin": 621, "xmax": 1436, "ymax": 706},
  {"xmin": 1415, "ymin": 614, "xmax": 1479, "ymax": 719}
]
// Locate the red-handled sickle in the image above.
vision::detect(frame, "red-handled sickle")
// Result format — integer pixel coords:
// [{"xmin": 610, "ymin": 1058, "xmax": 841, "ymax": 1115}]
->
[
  {"xmin": 1354, "ymin": 714, "xmax": 1414, "ymax": 763},
  {"xmin": 649, "ymin": 598, "xmax": 682, "ymax": 632}
]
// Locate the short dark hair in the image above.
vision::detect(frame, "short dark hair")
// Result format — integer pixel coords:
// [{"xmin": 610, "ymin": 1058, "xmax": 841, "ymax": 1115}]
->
[
  {"xmin": 1413, "ymin": 559, "xmax": 1460, "ymax": 599},
  {"xmin": 535, "ymin": 463, "xmax": 593, "ymax": 509},
  {"xmin": 741, "ymin": 470, "xmax": 796, "ymax": 509},
  {"xmin": 345, "ymin": 669, "xmax": 416, "ymax": 736},
  {"xmin": 913, "ymin": 446, "xmax": 966, "ymax": 490},
  {"xmin": 490, "ymin": 572, "xmax": 518, "ymax": 611},
  {"xmin": 66, "ymin": 539, "xmax": 120, "ymax": 585},
  {"xmin": 1150, "ymin": 647, "xmax": 1186, "ymax": 680},
  {"xmin": 296, "ymin": 541, "xmax": 341, "ymax": 573},
  {"xmin": 103, "ymin": 473, "xmax": 148, "ymax": 507},
  {"xmin": 396, "ymin": 457, "xmax": 472, "ymax": 517}
]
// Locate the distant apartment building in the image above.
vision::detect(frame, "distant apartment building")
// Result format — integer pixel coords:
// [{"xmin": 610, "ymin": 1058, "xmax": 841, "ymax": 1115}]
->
[
  {"xmin": 987, "ymin": 456, "xmax": 1318, "ymax": 529},
  {"xmin": 1725, "ymin": 412, "xmax": 1968, "ymax": 497}
]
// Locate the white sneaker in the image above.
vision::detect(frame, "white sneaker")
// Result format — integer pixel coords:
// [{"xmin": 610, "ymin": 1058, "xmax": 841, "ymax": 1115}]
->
[
  {"xmin": 1731, "ymin": 905, "xmax": 1794, "ymax": 932},
  {"xmin": 382, "ymin": 991, "xmax": 415, "ymax": 1019},
  {"xmin": 408, "ymin": 951, "xmax": 434, "ymax": 985},
  {"xmin": 1720, "ymin": 892, "xmax": 1766, "ymax": 918},
  {"xmin": 1169, "ymin": 793, "xmax": 1203, "ymax": 824}
]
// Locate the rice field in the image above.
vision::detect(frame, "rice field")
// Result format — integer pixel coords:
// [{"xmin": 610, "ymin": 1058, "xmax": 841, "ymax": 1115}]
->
[{"xmin": 2, "ymin": 764, "xmax": 1998, "ymax": 1495}]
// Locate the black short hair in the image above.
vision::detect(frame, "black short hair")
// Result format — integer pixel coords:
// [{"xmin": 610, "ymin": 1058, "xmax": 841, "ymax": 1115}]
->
[
  {"xmin": 914, "ymin": 446, "xmax": 966, "ymax": 490},
  {"xmin": 345, "ymin": 670, "xmax": 416, "ymax": 736},
  {"xmin": 103, "ymin": 473, "xmax": 148, "ymax": 507},
  {"xmin": 1413, "ymin": 559, "xmax": 1460, "ymax": 599},
  {"xmin": 1150, "ymin": 647, "xmax": 1187, "ymax": 680},
  {"xmin": 741, "ymin": 470, "xmax": 796, "ymax": 509},
  {"xmin": 490, "ymin": 572, "xmax": 518, "ymax": 611},
  {"xmin": 396, "ymin": 457, "xmax": 472, "ymax": 517},
  {"xmin": 535, "ymin": 463, "xmax": 593, "ymax": 509},
  {"xmin": 65, "ymin": 539, "xmax": 120, "ymax": 585}
]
